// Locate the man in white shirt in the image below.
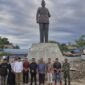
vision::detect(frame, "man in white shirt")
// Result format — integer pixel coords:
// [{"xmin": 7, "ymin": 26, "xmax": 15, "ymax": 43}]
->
[
  {"xmin": 13, "ymin": 57, "xmax": 23, "ymax": 85},
  {"xmin": 47, "ymin": 58, "xmax": 53, "ymax": 85}
]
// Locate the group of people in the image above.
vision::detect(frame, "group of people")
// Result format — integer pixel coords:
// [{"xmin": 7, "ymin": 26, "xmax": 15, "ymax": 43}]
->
[{"xmin": 0, "ymin": 57, "xmax": 70, "ymax": 85}]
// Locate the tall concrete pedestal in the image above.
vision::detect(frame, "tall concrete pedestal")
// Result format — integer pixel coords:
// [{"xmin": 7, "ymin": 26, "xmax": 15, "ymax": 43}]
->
[{"xmin": 27, "ymin": 43, "xmax": 64, "ymax": 62}]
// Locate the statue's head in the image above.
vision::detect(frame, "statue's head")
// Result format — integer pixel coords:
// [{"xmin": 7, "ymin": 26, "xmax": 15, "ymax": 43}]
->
[{"xmin": 41, "ymin": 0, "xmax": 46, "ymax": 7}]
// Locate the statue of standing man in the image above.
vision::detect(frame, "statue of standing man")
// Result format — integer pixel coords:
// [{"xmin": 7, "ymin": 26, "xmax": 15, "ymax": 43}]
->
[{"xmin": 36, "ymin": 0, "xmax": 51, "ymax": 43}]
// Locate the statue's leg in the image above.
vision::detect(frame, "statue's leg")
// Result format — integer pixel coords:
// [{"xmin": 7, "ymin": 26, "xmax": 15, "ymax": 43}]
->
[
  {"xmin": 39, "ymin": 24, "xmax": 44, "ymax": 43},
  {"xmin": 44, "ymin": 24, "xmax": 49, "ymax": 43}
]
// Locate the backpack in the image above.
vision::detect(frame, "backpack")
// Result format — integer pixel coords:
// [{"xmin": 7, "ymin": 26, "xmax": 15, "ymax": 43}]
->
[{"xmin": 0, "ymin": 64, "xmax": 8, "ymax": 76}]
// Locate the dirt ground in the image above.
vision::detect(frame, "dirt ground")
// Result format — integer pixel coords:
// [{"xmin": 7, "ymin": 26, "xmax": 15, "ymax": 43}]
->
[{"xmin": 72, "ymin": 78, "xmax": 85, "ymax": 85}]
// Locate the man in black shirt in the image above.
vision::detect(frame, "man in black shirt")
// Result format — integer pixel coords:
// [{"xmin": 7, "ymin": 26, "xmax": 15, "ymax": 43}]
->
[
  {"xmin": 0, "ymin": 59, "xmax": 9, "ymax": 85},
  {"xmin": 53, "ymin": 58, "xmax": 62, "ymax": 85},
  {"xmin": 29, "ymin": 58, "xmax": 37, "ymax": 85}
]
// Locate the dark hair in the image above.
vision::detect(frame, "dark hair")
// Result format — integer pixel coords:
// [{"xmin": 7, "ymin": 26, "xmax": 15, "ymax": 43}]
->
[
  {"xmin": 32, "ymin": 58, "xmax": 35, "ymax": 59},
  {"xmin": 3, "ymin": 59, "xmax": 7, "ymax": 61},
  {"xmin": 56, "ymin": 58, "xmax": 58, "ymax": 60},
  {"xmin": 18, "ymin": 57, "xmax": 21, "ymax": 60},
  {"xmin": 15, "ymin": 57, "xmax": 19, "ymax": 60}
]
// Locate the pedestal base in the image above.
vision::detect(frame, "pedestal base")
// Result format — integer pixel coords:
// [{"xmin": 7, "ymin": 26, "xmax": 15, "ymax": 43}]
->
[{"xmin": 27, "ymin": 43, "xmax": 64, "ymax": 62}]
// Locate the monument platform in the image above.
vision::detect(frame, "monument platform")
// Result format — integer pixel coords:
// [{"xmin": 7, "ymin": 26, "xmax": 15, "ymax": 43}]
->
[{"xmin": 27, "ymin": 43, "xmax": 64, "ymax": 62}]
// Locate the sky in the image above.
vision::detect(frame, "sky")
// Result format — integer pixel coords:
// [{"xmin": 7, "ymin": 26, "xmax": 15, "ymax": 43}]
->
[{"xmin": 0, "ymin": 0, "xmax": 85, "ymax": 49}]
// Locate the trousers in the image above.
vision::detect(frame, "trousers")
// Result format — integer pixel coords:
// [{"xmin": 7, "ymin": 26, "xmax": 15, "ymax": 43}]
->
[
  {"xmin": 15, "ymin": 73, "xmax": 23, "ymax": 85},
  {"xmin": 47, "ymin": 72, "xmax": 53, "ymax": 83},
  {"xmin": 64, "ymin": 72, "xmax": 70, "ymax": 85},
  {"xmin": 1, "ymin": 76, "xmax": 7, "ymax": 85},
  {"xmin": 30, "ymin": 73, "xmax": 37, "ymax": 85},
  {"xmin": 39, "ymin": 23, "xmax": 49, "ymax": 43},
  {"xmin": 23, "ymin": 71, "xmax": 29, "ymax": 83},
  {"xmin": 39, "ymin": 73, "xmax": 45, "ymax": 84}
]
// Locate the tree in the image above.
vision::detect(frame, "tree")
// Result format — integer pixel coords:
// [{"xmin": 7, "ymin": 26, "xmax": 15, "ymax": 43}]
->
[
  {"xmin": 58, "ymin": 43, "xmax": 69, "ymax": 52},
  {"xmin": 48, "ymin": 40, "xmax": 60, "ymax": 45},
  {"xmin": 0, "ymin": 36, "xmax": 20, "ymax": 49},
  {"xmin": 14, "ymin": 45, "xmax": 20, "ymax": 49},
  {"xmin": 75, "ymin": 35, "xmax": 85, "ymax": 48},
  {"xmin": 0, "ymin": 52, "xmax": 12, "ymax": 57},
  {"xmin": 2, "ymin": 38, "xmax": 10, "ymax": 44},
  {"xmin": 48, "ymin": 40, "xmax": 68, "ymax": 52}
]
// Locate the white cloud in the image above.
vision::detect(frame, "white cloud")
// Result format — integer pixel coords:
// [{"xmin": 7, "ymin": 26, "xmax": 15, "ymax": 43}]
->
[{"xmin": 0, "ymin": 0, "xmax": 85, "ymax": 48}]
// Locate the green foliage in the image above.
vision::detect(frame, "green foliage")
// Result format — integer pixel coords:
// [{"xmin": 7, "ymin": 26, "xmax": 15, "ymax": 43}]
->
[
  {"xmin": 0, "ymin": 52, "xmax": 12, "ymax": 57},
  {"xmin": 0, "ymin": 36, "xmax": 20, "ymax": 49},
  {"xmin": 75, "ymin": 35, "xmax": 85, "ymax": 47},
  {"xmin": 48, "ymin": 40, "xmax": 59, "ymax": 44},
  {"xmin": 58, "ymin": 44, "xmax": 69, "ymax": 52},
  {"xmin": 48, "ymin": 35, "xmax": 85, "ymax": 52},
  {"xmin": 14, "ymin": 45, "xmax": 20, "ymax": 49},
  {"xmin": 0, "ymin": 37, "xmax": 10, "ymax": 48},
  {"xmin": 48, "ymin": 40, "xmax": 68, "ymax": 52}
]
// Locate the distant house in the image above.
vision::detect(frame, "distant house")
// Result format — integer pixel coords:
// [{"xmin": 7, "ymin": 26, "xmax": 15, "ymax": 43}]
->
[
  {"xmin": 4, "ymin": 44, "xmax": 14, "ymax": 49},
  {"xmin": 63, "ymin": 49, "xmax": 81, "ymax": 57},
  {"xmin": 0, "ymin": 48, "xmax": 3, "ymax": 51},
  {"xmin": 82, "ymin": 46, "xmax": 85, "ymax": 55},
  {"xmin": 67, "ymin": 45, "xmax": 77, "ymax": 50},
  {"xmin": 3, "ymin": 49, "xmax": 28, "ymax": 57},
  {"xmin": 81, "ymin": 46, "xmax": 85, "ymax": 60}
]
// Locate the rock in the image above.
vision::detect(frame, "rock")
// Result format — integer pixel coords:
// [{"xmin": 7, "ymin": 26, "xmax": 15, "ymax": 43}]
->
[{"xmin": 70, "ymin": 61, "xmax": 85, "ymax": 80}]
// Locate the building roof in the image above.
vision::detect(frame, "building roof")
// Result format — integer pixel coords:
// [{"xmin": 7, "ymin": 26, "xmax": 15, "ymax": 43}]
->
[{"xmin": 3, "ymin": 49, "xmax": 28, "ymax": 55}]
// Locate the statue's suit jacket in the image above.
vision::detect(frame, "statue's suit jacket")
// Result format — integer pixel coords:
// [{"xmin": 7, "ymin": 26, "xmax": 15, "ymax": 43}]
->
[{"xmin": 36, "ymin": 7, "xmax": 51, "ymax": 24}]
